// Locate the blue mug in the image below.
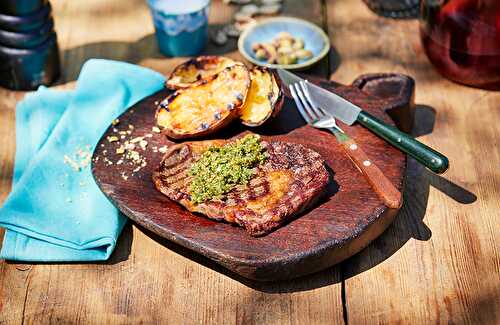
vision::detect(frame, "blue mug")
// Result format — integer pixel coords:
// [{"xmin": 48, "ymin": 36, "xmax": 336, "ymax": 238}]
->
[{"xmin": 147, "ymin": 0, "xmax": 211, "ymax": 57}]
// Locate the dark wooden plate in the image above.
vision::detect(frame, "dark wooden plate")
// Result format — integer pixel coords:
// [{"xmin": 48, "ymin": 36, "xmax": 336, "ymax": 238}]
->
[{"xmin": 91, "ymin": 73, "xmax": 415, "ymax": 281}]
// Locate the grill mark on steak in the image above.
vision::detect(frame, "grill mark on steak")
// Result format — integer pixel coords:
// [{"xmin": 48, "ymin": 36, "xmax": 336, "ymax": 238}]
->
[
  {"xmin": 161, "ymin": 145, "xmax": 191, "ymax": 167},
  {"xmin": 161, "ymin": 161, "xmax": 192, "ymax": 180},
  {"xmin": 152, "ymin": 138, "xmax": 329, "ymax": 236}
]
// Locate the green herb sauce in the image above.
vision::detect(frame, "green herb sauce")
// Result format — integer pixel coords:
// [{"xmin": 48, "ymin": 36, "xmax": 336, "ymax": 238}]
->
[{"xmin": 188, "ymin": 134, "xmax": 267, "ymax": 204}]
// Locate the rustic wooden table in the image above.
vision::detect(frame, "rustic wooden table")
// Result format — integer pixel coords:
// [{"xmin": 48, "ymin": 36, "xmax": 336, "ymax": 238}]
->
[{"xmin": 0, "ymin": 0, "xmax": 498, "ymax": 324}]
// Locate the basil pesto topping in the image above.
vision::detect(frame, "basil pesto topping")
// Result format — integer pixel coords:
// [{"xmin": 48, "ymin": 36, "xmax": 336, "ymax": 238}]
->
[{"xmin": 188, "ymin": 134, "xmax": 267, "ymax": 204}]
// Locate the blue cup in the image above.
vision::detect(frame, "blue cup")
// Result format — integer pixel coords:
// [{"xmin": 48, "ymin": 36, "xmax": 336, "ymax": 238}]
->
[{"xmin": 147, "ymin": 0, "xmax": 211, "ymax": 57}]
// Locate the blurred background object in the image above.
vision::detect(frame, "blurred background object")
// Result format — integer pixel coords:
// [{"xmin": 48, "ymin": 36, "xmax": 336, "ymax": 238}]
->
[
  {"xmin": 362, "ymin": 0, "xmax": 420, "ymax": 19},
  {"xmin": 0, "ymin": 0, "xmax": 60, "ymax": 90},
  {"xmin": 0, "ymin": 0, "xmax": 48, "ymax": 16},
  {"xmin": 420, "ymin": 0, "xmax": 500, "ymax": 90},
  {"xmin": 147, "ymin": 0, "xmax": 211, "ymax": 57},
  {"xmin": 363, "ymin": 0, "xmax": 500, "ymax": 90}
]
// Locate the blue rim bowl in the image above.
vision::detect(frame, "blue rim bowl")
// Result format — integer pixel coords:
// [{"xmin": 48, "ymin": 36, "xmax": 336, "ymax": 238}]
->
[{"xmin": 238, "ymin": 17, "xmax": 330, "ymax": 70}]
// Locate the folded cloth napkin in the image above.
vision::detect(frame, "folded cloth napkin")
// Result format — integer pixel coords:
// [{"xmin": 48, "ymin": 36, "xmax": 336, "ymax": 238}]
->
[{"xmin": 0, "ymin": 59, "xmax": 165, "ymax": 261}]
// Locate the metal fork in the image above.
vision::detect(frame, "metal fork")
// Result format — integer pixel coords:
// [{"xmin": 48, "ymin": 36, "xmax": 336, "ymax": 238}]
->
[{"xmin": 290, "ymin": 80, "xmax": 402, "ymax": 209}]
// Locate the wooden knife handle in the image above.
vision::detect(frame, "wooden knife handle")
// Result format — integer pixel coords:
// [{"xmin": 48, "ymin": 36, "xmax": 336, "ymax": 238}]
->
[{"xmin": 341, "ymin": 138, "xmax": 402, "ymax": 209}]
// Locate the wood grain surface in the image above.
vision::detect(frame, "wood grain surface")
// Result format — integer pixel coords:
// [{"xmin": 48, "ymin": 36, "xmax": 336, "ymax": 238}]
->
[
  {"xmin": 327, "ymin": 1, "xmax": 499, "ymax": 324},
  {"xmin": 91, "ymin": 74, "xmax": 410, "ymax": 281},
  {"xmin": 0, "ymin": 0, "xmax": 498, "ymax": 324}
]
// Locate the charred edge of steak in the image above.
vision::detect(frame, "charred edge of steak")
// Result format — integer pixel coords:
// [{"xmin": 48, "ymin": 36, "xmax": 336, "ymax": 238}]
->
[
  {"xmin": 235, "ymin": 142, "xmax": 330, "ymax": 236},
  {"xmin": 152, "ymin": 140, "xmax": 330, "ymax": 236},
  {"xmin": 153, "ymin": 143, "xmax": 194, "ymax": 202},
  {"xmin": 240, "ymin": 180, "xmax": 328, "ymax": 236}
]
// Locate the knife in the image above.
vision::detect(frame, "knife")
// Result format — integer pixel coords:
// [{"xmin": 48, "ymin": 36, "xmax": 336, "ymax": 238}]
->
[{"xmin": 277, "ymin": 69, "xmax": 449, "ymax": 174}]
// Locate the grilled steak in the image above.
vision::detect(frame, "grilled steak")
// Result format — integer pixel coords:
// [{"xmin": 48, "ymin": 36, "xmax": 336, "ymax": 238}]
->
[{"xmin": 152, "ymin": 138, "xmax": 329, "ymax": 236}]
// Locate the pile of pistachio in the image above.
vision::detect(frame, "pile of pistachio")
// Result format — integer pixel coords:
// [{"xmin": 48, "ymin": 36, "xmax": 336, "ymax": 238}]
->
[{"xmin": 252, "ymin": 32, "xmax": 313, "ymax": 65}]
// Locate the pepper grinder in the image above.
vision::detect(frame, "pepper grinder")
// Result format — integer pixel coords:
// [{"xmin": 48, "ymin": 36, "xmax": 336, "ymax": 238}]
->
[{"xmin": 0, "ymin": 0, "xmax": 60, "ymax": 90}]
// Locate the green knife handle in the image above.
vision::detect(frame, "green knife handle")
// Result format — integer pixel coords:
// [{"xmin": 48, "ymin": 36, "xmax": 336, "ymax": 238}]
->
[{"xmin": 357, "ymin": 111, "xmax": 449, "ymax": 174}]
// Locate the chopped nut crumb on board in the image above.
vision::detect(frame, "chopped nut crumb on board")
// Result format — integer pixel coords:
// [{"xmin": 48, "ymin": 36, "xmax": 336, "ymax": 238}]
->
[{"xmin": 92, "ymin": 118, "xmax": 169, "ymax": 181}]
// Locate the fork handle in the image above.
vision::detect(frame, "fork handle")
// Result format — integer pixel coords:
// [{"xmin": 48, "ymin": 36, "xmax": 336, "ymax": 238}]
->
[{"xmin": 340, "ymin": 138, "xmax": 403, "ymax": 209}]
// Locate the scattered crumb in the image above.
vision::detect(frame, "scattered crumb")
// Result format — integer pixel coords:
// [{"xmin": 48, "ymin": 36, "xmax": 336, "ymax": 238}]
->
[
  {"xmin": 126, "ymin": 150, "xmax": 141, "ymax": 162},
  {"xmin": 76, "ymin": 147, "xmax": 92, "ymax": 169},
  {"xmin": 124, "ymin": 149, "xmax": 147, "ymax": 173},
  {"xmin": 103, "ymin": 157, "xmax": 113, "ymax": 166},
  {"xmin": 130, "ymin": 136, "xmax": 144, "ymax": 144},
  {"xmin": 112, "ymin": 118, "xmax": 120, "ymax": 126},
  {"xmin": 63, "ymin": 155, "xmax": 81, "ymax": 172},
  {"xmin": 139, "ymin": 140, "xmax": 148, "ymax": 150},
  {"xmin": 125, "ymin": 143, "xmax": 135, "ymax": 150},
  {"xmin": 96, "ymin": 122, "xmax": 166, "ymax": 177}
]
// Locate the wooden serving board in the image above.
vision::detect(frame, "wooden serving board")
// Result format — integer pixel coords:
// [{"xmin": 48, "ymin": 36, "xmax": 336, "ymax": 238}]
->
[{"xmin": 92, "ymin": 73, "xmax": 415, "ymax": 281}]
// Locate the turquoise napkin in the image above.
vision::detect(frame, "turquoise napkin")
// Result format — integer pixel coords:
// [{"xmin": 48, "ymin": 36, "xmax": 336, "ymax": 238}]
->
[{"xmin": 0, "ymin": 59, "xmax": 165, "ymax": 261}]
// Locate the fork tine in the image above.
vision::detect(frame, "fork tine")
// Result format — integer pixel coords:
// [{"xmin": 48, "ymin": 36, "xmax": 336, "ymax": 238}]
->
[
  {"xmin": 294, "ymin": 83, "xmax": 321, "ymax": 122},
  {"xmin": 317, "ymin": 106, "xmax": 345, "ymax": 133},
  {"xmin": 301, "ymin": 81, "xmax": 346, "ymax": 133},
  {"xmin": 299, "ymin": 81, "xmax": 325, "ymax": 120},
  {"xmin": 289, "ymin": 83, "xmax": 313, "ymax": 124}
]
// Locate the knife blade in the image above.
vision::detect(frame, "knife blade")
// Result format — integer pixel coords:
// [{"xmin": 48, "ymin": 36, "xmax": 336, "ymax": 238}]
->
[
  {"xmin": 278, "ymin": 69, "xmax": 360, "ymax": 125},
  {"xmin": 277, "ymin": 68, "xmax": 449, "ymax": 174}
]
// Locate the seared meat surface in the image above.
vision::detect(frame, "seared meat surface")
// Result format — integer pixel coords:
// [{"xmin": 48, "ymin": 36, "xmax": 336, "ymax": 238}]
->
[{"xmin": 152, "ymin": 138, "xmax": 329, "ymax": 236}]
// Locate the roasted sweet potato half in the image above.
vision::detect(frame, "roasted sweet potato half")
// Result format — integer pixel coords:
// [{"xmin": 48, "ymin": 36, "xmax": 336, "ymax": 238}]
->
[
  {"xmin": 166, "ymin": 56, "xmax": 240, "ymax": 90},
  {"xmin": 156, "ymin": 64, "xmax": 251, "ymax": 139},
  {"xmin": 239, "ymin": 67, "xmax": 284, "ymax": 127}
]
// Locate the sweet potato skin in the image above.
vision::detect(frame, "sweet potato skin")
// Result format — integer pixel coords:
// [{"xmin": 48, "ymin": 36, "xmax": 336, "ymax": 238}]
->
[
  {"xmin": 269, "ymin": 69, "xmax": 284, "ymax": 119},
  {"xmin": 157, "ymin": 64, "xmax": 251, "ymax": 139},
  {"xmin": 239, "ymin": 67, "xmax": 284, "ymax": 127},
  {"xmin": 165, "ymin": 56, "xmax": 240, "ymax": 90}
]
